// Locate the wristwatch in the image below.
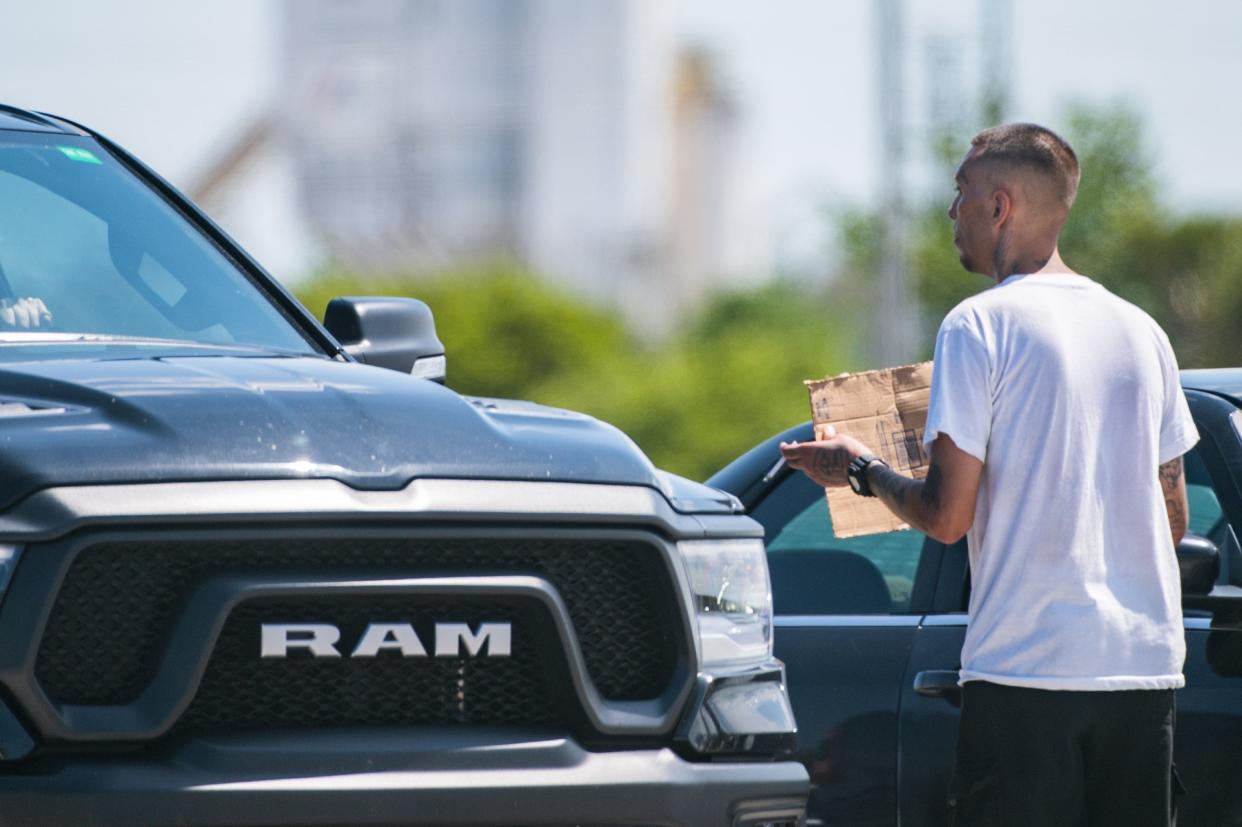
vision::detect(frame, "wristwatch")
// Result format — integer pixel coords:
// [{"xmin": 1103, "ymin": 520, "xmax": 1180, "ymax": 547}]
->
[{"xmin": 847, "ymin": 454, "xmax": 887, "ymax": 497}]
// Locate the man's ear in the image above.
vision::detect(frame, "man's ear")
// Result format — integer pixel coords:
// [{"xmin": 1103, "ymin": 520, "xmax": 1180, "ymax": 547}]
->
[{"xmin": 991, "ymin": 188, "xmax": 1012, "ymax": 225}]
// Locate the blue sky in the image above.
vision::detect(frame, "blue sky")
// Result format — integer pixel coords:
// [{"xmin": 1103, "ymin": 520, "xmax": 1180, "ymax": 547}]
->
[{"xmin": 3, "ymin": 0, "xmax": 1240, "ymax": 277}]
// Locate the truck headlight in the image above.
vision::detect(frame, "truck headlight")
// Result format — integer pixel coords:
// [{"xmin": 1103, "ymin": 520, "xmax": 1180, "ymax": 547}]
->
[{"xmin": 678, "ymin": 539, "xmax": 772, "ymax": 667}]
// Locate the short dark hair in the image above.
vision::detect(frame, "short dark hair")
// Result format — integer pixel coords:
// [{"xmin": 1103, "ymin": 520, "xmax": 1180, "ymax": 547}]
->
[{"xmin": 970, "ymin": 123, "xmax": 1080, "ymax": 210}]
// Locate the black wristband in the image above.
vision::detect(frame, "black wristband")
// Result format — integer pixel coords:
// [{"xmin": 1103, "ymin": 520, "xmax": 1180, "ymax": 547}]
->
[{"xmin": 847, "ymin": 454, "xmax": 887, "ymax": 497}]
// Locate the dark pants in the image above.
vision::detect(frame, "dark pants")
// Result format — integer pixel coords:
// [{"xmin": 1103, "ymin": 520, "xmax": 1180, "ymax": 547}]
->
[{"xmin": 948, "ymin": 681, "xmax": 1181, "ymax": 827}]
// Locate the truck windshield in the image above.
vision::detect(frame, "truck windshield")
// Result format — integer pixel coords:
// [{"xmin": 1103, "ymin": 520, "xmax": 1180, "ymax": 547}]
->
[{"xmin": 0, "ymin": 131, "xmax": 317, "ymax": 355}]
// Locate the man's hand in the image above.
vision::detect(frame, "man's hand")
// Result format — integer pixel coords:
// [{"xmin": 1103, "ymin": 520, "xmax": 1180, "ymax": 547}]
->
[
  {"xmin": 0, "ymin": 297, "xmax": 52, "ymax": 330},
  {"xmin": 781, "ymin": 429, "xmax": 983, "ymax": 545},
  {"xmin": 779, "ymin": 425, "xmax": 870, "ymax": 488}
]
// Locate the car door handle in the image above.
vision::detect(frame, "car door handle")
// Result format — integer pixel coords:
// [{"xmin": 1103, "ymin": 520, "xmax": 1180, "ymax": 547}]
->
[{"xmin": 913, "ymin": 670, "xmax": 962, "ymax": 707}]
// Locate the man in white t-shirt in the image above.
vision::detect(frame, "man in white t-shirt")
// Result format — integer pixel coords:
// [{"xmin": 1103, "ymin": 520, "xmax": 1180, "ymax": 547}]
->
[{"xmin": 780, "ymin": 123, "xmax": 1197, "ymax": 826}]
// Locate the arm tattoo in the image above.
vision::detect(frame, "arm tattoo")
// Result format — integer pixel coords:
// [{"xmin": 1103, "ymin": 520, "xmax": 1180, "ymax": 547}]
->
[
  {"xmin": 867, "ymin": 464, "xmax": 923, "ymax": 520},
  {"xmin": 1166, "ymin": 496, "xmax": 1186, "ymax": 531},
  {"xmin": 868, "ymin": 464, "xmax": 914, "ymax": 501},
  {"xmin": 1159, "ymin": 457, "xmax": 1183, "ymax": 492},
  {"xmin": 865, "ymin": 460, "xmax": 952, "ymax": 538},
  {"xmin": 1160, "ymin": 457, "xmax": 1188, "ymax": 541},
  {"xmin": 812, "ymin": 446, "xmax": 850, "ymax": 479}
]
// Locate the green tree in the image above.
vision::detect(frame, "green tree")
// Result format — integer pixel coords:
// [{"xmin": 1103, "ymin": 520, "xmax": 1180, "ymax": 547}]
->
[
  {"xmin": 1055, "ymin": 105, "xmax": 1242, "ymax": 368},
  {"xmin": 537, "ymin": 281, "xmax": 854, "ymax": 478},
  {"xmin": 291, "ymin": 101, "xmax": 1242, "ymax": 484},
  {"xmin": 295, "ymin": 266, "xmax": 852, "ymax": 480},
  {"xmin": 296, "ymin": 260, "xmax": 633, "ymax": 399}
]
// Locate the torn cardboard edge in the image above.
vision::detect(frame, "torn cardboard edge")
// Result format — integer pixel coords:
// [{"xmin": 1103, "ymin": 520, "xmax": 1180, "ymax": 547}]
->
[{"xmin": 804, "ymin": 361, "xmax": 934, "ymax": 538}]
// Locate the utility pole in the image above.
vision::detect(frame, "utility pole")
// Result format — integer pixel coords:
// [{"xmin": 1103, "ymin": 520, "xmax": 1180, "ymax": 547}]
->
[
  {"xmin": 980, "ymin": 0, "xmax": 1013, "ymax": 124},
  {"xmin": 874, "ymin": 0, "xmax": 916, "ymax": 366}
]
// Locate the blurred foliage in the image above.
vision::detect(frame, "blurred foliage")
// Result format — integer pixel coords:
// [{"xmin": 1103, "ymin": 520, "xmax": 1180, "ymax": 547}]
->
[
  {"xmin": 295, "ymin": 105, "xmax": 1242, "ymax": 481},
  {"xmin": 846, "ymin": 104, "xmax": 1242, "ymax": 367},
  {"xmin": 295, "ymin": 260, "xmax": 851, "ymax": 479},
  {"xmin": 297, "ymin": 261, "xmax": 631, "ymax": 400}
]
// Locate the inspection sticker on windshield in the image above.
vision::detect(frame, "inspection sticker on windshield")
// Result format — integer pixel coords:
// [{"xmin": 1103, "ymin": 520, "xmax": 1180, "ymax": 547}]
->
[{"xmin": 57, "ymin": 146, "xmax": 102, "ymax": 165}]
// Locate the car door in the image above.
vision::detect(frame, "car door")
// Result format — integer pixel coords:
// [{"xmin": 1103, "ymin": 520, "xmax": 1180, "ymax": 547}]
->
[
  {"xmin": 749, "ymin": 464, "xmax": 932, "ymax": 827},
  {"xmin": 897, "ymin": 388, "xmax": 1242, "ymax": 827},
  {"xmin": 1172, "ymin": 389, "xmax": 1242, "ymax": 825}
]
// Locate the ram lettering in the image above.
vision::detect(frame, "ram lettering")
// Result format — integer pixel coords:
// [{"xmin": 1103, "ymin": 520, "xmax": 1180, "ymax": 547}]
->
[{"xmin": 260, "ymin": 622, "xmax": 514, "ymax": 658}]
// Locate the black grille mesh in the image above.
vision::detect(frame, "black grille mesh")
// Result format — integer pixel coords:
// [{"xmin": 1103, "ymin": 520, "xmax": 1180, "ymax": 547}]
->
[
  {"xmin": 36, "ymin": 535, "xmax": 680, "ymax": 711},
  {"xmin": 179, "ymin": 597, "xmax": 560, "ymax": 730}
]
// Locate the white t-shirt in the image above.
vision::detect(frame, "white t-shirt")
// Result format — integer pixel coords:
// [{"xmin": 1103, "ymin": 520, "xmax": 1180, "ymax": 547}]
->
[{"xmin": 923, "ymin": 272, "xmax": 1199, "ymax": 691}]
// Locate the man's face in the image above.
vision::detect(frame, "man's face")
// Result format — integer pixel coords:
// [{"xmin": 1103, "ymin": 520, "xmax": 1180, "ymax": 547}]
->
[{"xmin": 947, "ymin": 148, "xmax": 997, "ymax": 277}]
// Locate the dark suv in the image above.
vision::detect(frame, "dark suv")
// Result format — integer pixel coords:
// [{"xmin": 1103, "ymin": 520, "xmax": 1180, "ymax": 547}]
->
[
  {"xmin": 711, "ymin": 372, "xmax": 1242, "ymax": 826},
  {"xmin": 0, "ymin": 104, "xmax": 807, "ymax": 826}
]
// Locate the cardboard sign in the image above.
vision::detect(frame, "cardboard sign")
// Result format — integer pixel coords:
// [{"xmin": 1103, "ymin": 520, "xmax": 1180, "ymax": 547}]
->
[{"xmin": 804, "ymin": 361, "xmax": 934, "ymax": 537}]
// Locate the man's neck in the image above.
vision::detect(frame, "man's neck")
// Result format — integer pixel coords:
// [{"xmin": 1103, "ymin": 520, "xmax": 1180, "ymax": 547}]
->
[
  {"xmin": 991, "ymin": 246, "xmax": 1075, "ymax": 283},
  {"xmin": 1032, "ymin": 247, "xmax": 1074, "ymax": 275}
]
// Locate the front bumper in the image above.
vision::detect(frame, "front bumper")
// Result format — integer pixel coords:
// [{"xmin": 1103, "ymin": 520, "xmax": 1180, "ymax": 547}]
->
[{"xmin": 0, "ymin": 729, "xmax": 808, "ymax": 827}]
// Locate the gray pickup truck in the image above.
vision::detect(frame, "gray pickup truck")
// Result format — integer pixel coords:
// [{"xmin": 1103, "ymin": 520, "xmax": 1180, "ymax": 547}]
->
[{"xmin": 0, "ymin": 103, "xmax": 808, "ymax": 826}]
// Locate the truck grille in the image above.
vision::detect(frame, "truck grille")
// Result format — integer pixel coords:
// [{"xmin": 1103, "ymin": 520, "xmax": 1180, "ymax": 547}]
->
[
  {"xmin": 35, "ymin": 535, "xmax": 681, "ymax": 722},
  {"xmin": 179, "ymin": 596, "xmax": 561, "ymax": 730}
]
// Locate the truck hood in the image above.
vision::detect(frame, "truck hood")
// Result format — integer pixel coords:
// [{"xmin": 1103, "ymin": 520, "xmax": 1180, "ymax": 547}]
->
[{"xmin": 0, "ymin": 355, "xmax": 669, "ymax": 512}]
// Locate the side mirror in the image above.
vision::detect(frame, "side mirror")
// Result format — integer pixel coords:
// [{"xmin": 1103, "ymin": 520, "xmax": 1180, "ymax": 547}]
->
[
  {"xmin": 1178, "ymin": 532, "xmax": 1221, "ymax": 597},
  {"xmin": 323, "ymin": 296, "xmax": 446, "ymax": 382}
]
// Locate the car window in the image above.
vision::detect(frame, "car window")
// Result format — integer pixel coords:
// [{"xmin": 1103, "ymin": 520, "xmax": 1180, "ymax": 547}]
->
[
  {"xmin": 1183, "ymin": 445, "xmax": 1242, "ymax": 591},
  {"xmin": 1187, "ymin": 483, "xmax": 1222, "ymax": 538},
  {"xmin": 752, "ymin": 470, "xmax": 924, "ymax": 615},
  {"xmin": 1185, "ymin": 449, "xmax": 1224, "ymax": 539}
]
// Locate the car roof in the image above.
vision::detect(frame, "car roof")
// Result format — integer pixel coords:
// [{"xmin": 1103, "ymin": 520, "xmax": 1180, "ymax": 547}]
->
[
  {"xmin": 1182, "ymin": 368, "xmax": 1242, "ymax": 401},
  {"xmin": 0, "ymin": 103, "xmax": 85, "ymax": 135}
]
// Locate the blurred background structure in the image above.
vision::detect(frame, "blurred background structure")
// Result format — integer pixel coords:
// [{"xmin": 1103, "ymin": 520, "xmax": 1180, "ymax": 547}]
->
[
  {"xmin": 192, "ymin": 0, "xmax": 735, "ymax": 336},
  {"xmin": 3, "ymin": 0, "xmax": 1242, "ymax": 477}
]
